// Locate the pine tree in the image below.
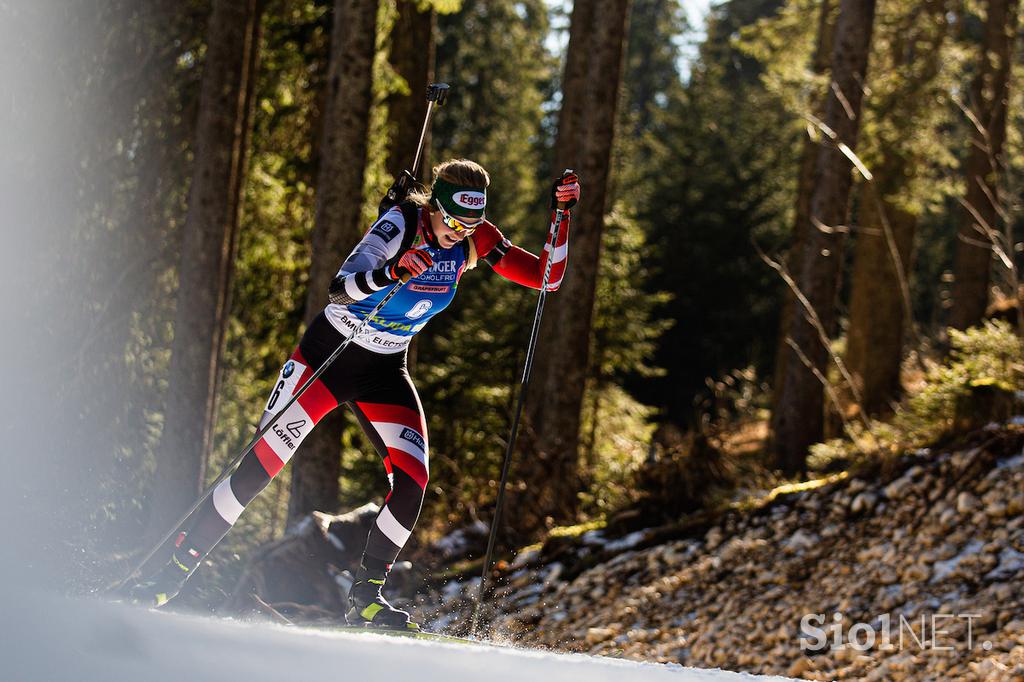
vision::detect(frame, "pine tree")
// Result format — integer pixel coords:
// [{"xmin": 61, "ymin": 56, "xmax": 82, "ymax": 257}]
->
[{"xmin": 632, "ymin": 0, "xmax": 798, "ymax": 426}]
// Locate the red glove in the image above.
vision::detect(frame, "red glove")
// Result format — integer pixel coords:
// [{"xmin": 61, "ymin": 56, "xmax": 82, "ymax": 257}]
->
[
  {"xmin": 550, "ymin": 171, "xmax": 580, "ymax": 209},
  {"xmin": 389, "ymin": 247, "xmax": 433, "ymax": 281}
]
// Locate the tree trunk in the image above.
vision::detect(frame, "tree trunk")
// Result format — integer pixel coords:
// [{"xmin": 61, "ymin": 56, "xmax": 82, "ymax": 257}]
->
[
  {"xmin": 845, "ymin": 0, "xmax": 950, "ymax": 418},
  {"xmin": 950, "ymin": 0, "xmax": 1018, "ymax": 330},
  {"xmin": 770, "ymin": 0, "xmax": 877, "ymax": 475},
  {"xmin": 846, "ymin": 180, "xmax": 917, "ymax": 417},
  {"xmin": 770, "ymin": 0, "xmax": 833, "ymax": 421},
  {"xmin": 512, "ymin": 0, "xmax": 632, "ymax": 538},
  {"xmin": 203, "ymin": 0, "xmax": 265, "ymax": 466},
  {"xmin": 389, "ymin": 0, "xmax": 435, "ymax": 376},
  {"xmin": 386, "ymin": 0, "xmax": 435, "ymax": 179},
  {"xmin": 147, "ymin": 0, "xmax": 264, "ymax": 538},
  {"xmin": 288, "ymin": 0, "xmax": 380, "ymax": 526}
]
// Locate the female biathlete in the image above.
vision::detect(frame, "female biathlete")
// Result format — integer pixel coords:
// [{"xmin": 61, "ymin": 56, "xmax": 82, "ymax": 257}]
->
[{"xmin": 131, "ymin": 159, "xmax": 581, "ymax": 628}]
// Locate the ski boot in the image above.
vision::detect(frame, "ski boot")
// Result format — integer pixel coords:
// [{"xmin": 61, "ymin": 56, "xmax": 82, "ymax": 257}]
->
[
  {"xmin": 128, "ymin": 533, "xmax": 201, "ymax": 608},
  {"xmin": 346, "ymin": 559, "xmax": 417, "ymax": 630}
]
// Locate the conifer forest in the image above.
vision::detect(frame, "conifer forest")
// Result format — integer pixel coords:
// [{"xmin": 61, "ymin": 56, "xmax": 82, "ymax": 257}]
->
[{"xmin": 6, "ymin": 0, "xmax": 1024, "ymax": 679}]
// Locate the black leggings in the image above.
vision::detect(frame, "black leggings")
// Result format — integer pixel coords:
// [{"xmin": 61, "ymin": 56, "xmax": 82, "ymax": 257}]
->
[{"xmin": 183, "ymin": 312, "xmax": 429, "ymax": 564}]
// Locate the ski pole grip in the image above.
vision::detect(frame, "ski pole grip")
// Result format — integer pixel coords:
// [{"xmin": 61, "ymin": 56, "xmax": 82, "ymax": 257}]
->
[
  {"xmin": 556, "ymin": 168, "xmax": 577, "ymax": 210},
  {"xmin": 426, "ymin": 82, "xmax": 450, "ymax": 105}
]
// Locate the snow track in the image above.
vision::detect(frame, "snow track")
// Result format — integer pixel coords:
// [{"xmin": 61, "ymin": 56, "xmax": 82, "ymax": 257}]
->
[{"xmin": 5, "ymin": 592, "xmax": 792, "ymax": 682}]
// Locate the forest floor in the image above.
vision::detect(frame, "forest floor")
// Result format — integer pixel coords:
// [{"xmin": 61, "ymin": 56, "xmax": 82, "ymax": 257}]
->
[{"xmin": 424, "ymin": 425, "xmax": 1024, "ymax": 681}]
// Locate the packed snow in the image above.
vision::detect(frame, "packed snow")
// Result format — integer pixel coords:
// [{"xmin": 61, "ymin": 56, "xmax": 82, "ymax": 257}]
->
[{"xmin": 5, "ymin": 590, "xmax": 794, "ymax": 682}]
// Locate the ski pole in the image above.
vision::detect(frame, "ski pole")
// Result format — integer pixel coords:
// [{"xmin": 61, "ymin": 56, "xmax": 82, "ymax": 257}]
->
[
  {"xmin": 469, "ymin": 171, "xmax": 574, "ymax": 637},
  {"xmin": 113, "ymin": 276, "xmax": 412, "ymax": 592}
]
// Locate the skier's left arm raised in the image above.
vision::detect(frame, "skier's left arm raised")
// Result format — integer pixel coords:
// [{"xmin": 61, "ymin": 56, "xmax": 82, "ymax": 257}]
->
[{"xmin": 470, "ymin": 174, "xmax": 580, "ymax": 291}]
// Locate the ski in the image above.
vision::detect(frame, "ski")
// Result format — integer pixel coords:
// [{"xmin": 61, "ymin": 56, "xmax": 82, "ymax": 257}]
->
[
  {"xmin": 249, "ymin": 593, "xmax": 484, "ymax": 646},
  {"xmin": 330, "ymin": 624, "xmax": 482, "ymax": 646}
]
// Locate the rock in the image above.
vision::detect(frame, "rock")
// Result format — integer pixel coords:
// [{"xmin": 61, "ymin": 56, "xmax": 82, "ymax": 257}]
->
[
  {"xmin": 585, "ymin": 627, "xmax": 616, "ymax": 645},
  {"xmin": 982, "ymin": 487, "xmax": 1002, "ymax": 504},
  {"xmin": 884, "ymin": 476, "xmax": 912, "ymax": 500},
  {"xmin": 833, "ymin": 645, "xmax": 855, "ymax": 663},
  {"xmin": 903, "ymin": 563, "xmax": 931, "ymax": 583},
  {"xmin": 986, "ymin": 500, "xmax": 1008, "ymax": 518},
  {"xmin": 957, "ymin": 492, "xmax": 981, "ymax": 514},
  {"xmin": 705, "ymin": 527, "xmax": 723, "ymax": 551},
  {"xmin": 878, "ymin": 567, "xmax": 899, "ymax": 585},
  {"xmin": 787, "ymin": 656, "xmax": 813, "ymax": 677},
  {"xmin": 851, "ymin": 492, "xmax": 878, "ymax": 515},
  {"xmin": 857, "ymin": 546, "xmax": 884, "ymax": 563},
  {"xmin": 951, "ymin": 450, "xmax": 976, "ymax": 470},
  {"xmin": 969, "ymin": 658, "xmax": 1009, "ymax": 682},
  {"xmin": 784, "ymin": 529, "xmax": 819, "ymax": 553},
  {"xmin": 623, "ymin": 627, "xmax": 646, "ymax": 642},
  {"xmin": 939, "ymin": 506, "xmax": 959, "ymax": 527}
]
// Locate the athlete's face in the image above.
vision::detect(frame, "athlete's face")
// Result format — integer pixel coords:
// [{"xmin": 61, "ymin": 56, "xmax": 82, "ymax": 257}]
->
[{"xmin": 429, "ymin": 209, "xmax": 478, "ymax": 248}]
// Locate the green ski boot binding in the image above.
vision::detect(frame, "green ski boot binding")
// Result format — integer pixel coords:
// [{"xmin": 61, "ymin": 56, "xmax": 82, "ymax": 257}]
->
[{"xmin": 346, "ymin": 559, "xmax": 418, "ymax": 630}]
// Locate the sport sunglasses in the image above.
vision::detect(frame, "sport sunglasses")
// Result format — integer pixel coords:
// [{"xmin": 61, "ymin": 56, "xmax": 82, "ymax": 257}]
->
[{"xmin": 436, "ymin": 201, "xmax": 485, "ymax": 234}]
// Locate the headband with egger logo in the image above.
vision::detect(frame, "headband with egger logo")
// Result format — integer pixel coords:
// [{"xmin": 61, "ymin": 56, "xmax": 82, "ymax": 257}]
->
[{"xmin": 432, "ymin": 178, "xmax": 486, "ymax": 219}]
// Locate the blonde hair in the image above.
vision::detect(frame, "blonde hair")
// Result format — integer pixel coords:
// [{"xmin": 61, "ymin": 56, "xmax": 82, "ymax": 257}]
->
[{"xmin": 407, "ymin": 158, "xmax": 490, "ymax": 209}]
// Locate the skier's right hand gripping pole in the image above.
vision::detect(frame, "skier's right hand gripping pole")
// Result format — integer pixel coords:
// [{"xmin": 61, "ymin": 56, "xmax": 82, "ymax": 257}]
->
[
  {"xmin": 550, "ymin": 169, "xmax": 581, "ymax": 211},
  {"xmin": 537, "ymin": 169, "xmax": 578, "ymax": 294}
]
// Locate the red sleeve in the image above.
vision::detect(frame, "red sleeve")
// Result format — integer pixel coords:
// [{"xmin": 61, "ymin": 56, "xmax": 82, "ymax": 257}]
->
[
  {"xmin": 471, "ymin": 212, "xmax": 571, "ymax": 291},
  {"xmin": 494, "ymin": 246, "xmax": 544, "ymax": 289}
]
